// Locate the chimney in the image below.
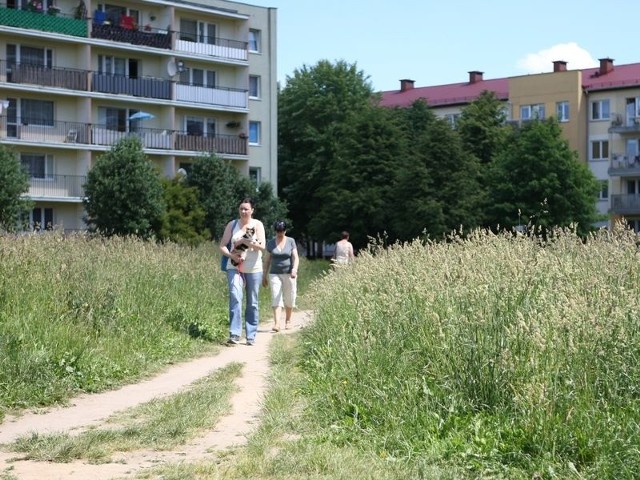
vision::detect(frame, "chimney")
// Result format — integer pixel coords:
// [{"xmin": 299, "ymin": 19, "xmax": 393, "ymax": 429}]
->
[
  {"xmin": 468, "ymin": 71, "xmax": 483, "ymax": 84},
  {"xmin": 400, "ymin": 79, "xmax": 415, "ymax": 92},
  {"xmin": 553, "ymin": 60, "xmax": 567, "ymax": 72},
  {"xmin": 599, "ymin": 58, "xmax": 614, "ymax": 76}
]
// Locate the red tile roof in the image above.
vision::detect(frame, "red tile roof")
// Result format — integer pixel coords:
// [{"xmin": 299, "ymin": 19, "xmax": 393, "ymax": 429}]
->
[{"xmin": 379, "ymin": 62, "xmax": 640, "ymax": 108}]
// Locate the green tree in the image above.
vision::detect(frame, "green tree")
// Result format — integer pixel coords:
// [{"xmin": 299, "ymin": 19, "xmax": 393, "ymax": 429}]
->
[
  {"xmin": 310, "ymin": 105, "xmax": 404, "ymax": 250},
  {"xmin": 0, "ymin": 145, "xmax": 32, "ymax": 232},
  {"xmin": 83, "ymin": 136, "xmax": 165, "ymax": 238},
  {"xmin": 186, "ymin": 154, "xmax": 287, "ymax": 241},
  {"xmin": 278, "ymin": 59, "xmax": 376, "ymax": 244},
  {"xmin": 391, "ymin": 100, "xmax": 484, "ymax": 240},
  {"xmin": 159, "ymin": 177, "xmax": 210, "ymax": 245},
  {"xmin": 487, "ymin": 118, "xmax": 599, "ymax": 235},
  {"xmin": 457, "ymin": 91, "xmax": 508, "ymax": 165}
]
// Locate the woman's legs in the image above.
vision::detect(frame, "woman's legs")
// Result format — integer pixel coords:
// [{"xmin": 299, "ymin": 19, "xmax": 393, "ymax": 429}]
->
[
  {"xmin": 227, "ymin": 270, "xmax": 243, "ymax": 340},
  {"xmin": 269, "ymin": 273, "xmax": 284, "ymax": 331},
  {"xmin": 243, "ymin": 272, "xmax": 262, "ymax": 342},
  {"xmin": 283, "ymin": 275, "xmax": 297, "ymax": 328}
]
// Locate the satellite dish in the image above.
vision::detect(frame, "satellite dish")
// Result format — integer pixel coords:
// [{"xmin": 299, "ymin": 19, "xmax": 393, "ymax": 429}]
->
[
  {"xmin": 177, "ymin": 168, "xmax": 187, "ymax": 177},
  {"xmin": 166, "ymin": 60, "xmax": 178, "ymax": 77},
  {"xmin": 176, "ymin": 60, "xmax": 186, "ymax": 73}
]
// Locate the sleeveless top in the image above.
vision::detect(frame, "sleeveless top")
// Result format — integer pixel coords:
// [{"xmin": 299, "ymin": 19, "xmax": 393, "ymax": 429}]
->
[
  {"xmin": 334, "ymin": 241, "xmax": 352, "ymax": 264},
  {"xmin": 228, "ymin": 219, "xmax": 263, "ymax": 273}
]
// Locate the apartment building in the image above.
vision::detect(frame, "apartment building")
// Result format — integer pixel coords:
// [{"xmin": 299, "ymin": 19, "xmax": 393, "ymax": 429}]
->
[
  {"xmin": 380, "ymin": 58, "xmax": 640, "ymax": 231},
  {"xmin": 0, "ymin": 0, "xmax": 276, "ymax": 232}
]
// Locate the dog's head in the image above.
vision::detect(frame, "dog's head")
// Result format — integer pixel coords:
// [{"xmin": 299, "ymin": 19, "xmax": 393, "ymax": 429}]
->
[{"xmin": 244, "ymin": 227, "xmax": 256, "ymax": 239}]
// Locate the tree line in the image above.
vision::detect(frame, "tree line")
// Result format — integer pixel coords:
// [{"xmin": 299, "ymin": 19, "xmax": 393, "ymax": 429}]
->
[
  {"xmin": 278, "ymin": 60, "xmax": 601, "ymax": 251},
  {"xmin": 0, "ymin": 59, "xmax": 599, "ymax": 248}
]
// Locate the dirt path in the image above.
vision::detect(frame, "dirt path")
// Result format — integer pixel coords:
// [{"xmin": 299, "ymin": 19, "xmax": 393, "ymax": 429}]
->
[{"xmin": 0, "ymin": 310, "xmax": 314, "ymax": 480}]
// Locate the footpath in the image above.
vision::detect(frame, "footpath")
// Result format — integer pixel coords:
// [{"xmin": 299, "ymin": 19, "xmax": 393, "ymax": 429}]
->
[{"xmin": 0, "ymin": 310, "xmax": 314, "ymax": 480}]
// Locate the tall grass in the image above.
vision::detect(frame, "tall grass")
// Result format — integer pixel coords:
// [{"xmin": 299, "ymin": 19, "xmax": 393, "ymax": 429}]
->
[
  {"xmin": 0, "ymin": 232, "xmax": 229, "ymax": 414},
  {"xmin": 301, "ymin": 226, "xmax": 640, "ymax": 478}
]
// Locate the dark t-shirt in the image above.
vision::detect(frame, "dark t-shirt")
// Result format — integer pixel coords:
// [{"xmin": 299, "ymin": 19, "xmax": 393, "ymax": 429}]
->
[{"xmin": 266, "ymin": 237, "xmax": 297, "ymax": 274}]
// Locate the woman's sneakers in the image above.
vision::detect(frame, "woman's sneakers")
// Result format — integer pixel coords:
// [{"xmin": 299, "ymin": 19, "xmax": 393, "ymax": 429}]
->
[
  {"xmin": 246, "ymin": 338, "xmax": 255, "ymax": 346},
  {"xmin": 226, "ymin": 335, "xmax": 241, "ymax": 345}
]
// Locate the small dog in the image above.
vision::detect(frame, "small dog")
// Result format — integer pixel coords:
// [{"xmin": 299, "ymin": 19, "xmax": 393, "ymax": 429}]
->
[{"xmin": 230, "ymin": 227, "xmax": 256, "ymax": 266}]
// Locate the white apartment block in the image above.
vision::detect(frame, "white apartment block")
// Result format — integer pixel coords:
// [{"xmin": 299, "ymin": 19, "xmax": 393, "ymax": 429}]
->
[{"xmin": 0, "ymin": 0, "xmax": 276, "ymax": 232}]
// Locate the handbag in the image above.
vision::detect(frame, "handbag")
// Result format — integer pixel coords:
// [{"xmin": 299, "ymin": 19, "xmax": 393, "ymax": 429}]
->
[{"xmin": 220, "ymin": 219, "xmax": 238, "ymax": 272}]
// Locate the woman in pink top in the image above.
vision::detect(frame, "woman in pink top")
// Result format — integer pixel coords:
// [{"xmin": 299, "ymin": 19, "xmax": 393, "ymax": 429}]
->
[{"xmin": 332, "ymin": 231, "xmax": 354, "ymax": 265}]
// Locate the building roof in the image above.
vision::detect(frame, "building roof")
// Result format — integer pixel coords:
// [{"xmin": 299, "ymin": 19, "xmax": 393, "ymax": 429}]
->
[
  {"xmin": 379, "ymin": 60, "xmax": 640, "ymax": 108},
  {"xmin": 582, "ymin": 62, "xmax": 640, "ymax": 91}
]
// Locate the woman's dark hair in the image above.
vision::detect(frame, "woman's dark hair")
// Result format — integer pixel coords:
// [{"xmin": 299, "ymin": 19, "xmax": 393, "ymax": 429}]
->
[
  {"xmin": 274, "ymin": 220, "xmax": 286, "ymax": 231},
  {"xmin": 239, "ymin": 197, "xmax": 255, "ymax": 208},
  {"xmin": 341, "ymin": 231, "xmax": 349, "ymax": 239}
]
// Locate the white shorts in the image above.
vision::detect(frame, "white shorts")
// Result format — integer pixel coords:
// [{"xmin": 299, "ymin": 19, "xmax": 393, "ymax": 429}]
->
[{"xmin": 269, "ymin": 273, "xmax": 297, "ymax": 308}]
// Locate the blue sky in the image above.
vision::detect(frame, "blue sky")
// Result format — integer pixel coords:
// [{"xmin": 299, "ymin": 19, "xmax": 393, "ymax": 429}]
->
[{"xmin": 245, "ymin": 0, "xmax": 640, "ymax": 92}]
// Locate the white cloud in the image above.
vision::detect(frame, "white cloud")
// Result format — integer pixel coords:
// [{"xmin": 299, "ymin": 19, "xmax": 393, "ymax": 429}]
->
[{"xmin": 516, "ymin": 42, "xmax": 598, "ymax": 73}]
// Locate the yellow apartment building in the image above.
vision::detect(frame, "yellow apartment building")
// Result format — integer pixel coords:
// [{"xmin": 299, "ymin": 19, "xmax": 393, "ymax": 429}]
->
[{"xmin": 0, "ymin": 0, "xmax": 277, "ymax": 232}]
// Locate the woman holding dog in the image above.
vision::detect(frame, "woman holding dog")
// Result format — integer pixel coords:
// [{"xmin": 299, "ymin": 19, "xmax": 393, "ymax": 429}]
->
[
  {"xmin": 219, "ymin": 197, "xmax": 266, "ymax": 346},
  {"xmin": 262, "ymin": 220, "xmax": 299, "ymax": 332}
]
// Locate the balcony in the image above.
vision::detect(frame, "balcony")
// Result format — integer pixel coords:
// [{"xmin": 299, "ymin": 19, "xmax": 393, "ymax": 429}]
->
[
  {"xmin": 608, "ymin": 116, "xmax": 640, "ymax": 134},
  {"xmin": 175, "ymin": 133, "xmax": 247, "ymax": 154},
  {"xmin": 0, "ymin": 60, "xmax": 89, "ymax": 90},
  {"xmin": 0, "ymin": 6, "xmax": 87, "ymax": 37},
  {"xmin": 610, "ymin": 194, "xmax": 640, "ymax": 215},
  {"xmin": 0, "ymin": 117, "xmax": 248, "ymax": 155},
  {"xmin": 92, "ymin": 73, "xmax": 170, "ymax": 99},
  {"xmin": 27, "ymin": 174, "xmax": 86, "ymax": 200},
  {"xmin": 608, "ymin": 155, "xmax": 640, "ymax": 176},
  {"xmin": 176, "ymin": 83, "xmax": 247, "ymax": 108},
  {"xmin": 175, "ymin": 32, "xmax": 248, "ymax": 62},
  {"xmin": 91, "ymin": 22, "xmax": 171, "ymax": 49}
]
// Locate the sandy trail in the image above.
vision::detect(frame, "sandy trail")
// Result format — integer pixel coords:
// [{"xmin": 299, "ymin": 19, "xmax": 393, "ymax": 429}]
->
[{"xmin": 0, "ymin": 310, "xmax": 313, "ymax": 480}]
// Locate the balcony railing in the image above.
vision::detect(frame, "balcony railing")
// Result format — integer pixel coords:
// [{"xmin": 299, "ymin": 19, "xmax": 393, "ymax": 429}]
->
[
  {"xmin": 610, "ymin": 194, "xmax": 640, "ymax": 215},
  {"xmin": 608, "ymin": 155, "xmax": 640, "ymax": 176},
  {"xmin": 609, "ymin": 116, "xmax": 640, "ymax": 134},
  {"xmin": 176, "ymin": 83, "xmax": 247, "ymax": 108},
  {"xmin": 0, "ymin": 60, "xmax": 246, "ymax": 107},
  {"xmin": 0, "ymin": 117, "xmax": 248, "ymax": 155},
  {"xmin": 92, "ymin": 73, "xmax": 171, "ymax": 99},
  {"xmin": 0, "ymin": 6, "xmax": 87, "ymax": 37},
  {"xmin": 91, "ymin": 22, "xmax": 172, "ymax": 49},
  {"xmin": 175, "ymin": 32, "xmax": 248, "ymax": 61},
  {"xmin": 0, "ymin": 60, "xmax": 89, "ymax": 90},
  {"xmin": 27, "ymin": 174, "xmax": 86, "ymax": 199}
]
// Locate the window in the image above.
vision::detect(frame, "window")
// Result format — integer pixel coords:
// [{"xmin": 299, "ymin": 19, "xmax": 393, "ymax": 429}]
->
[
  {"xmin": 21, "ymin": 99, "xmax": 54, "ymax": 126},
  {"xmin": 598, "ymin": 180, "xmax": 608, "ymax": 200},
  {"xmin": 591, "ymin": 99, "xmax": 610, "ymax": 120},
  {"xmin": 444, "ymin": 113, "xmax": 460, "ymax": 128},
  {"xmin": 180, "ymin": 68, "xmax": 215, "ymax": 88},
  {"xmin": 98, "ymin": 106, "xmax": 128, "ymax": 131},
  {"xmin": 7, "ymin": 44, "xmax": 52, "ymax": 67},
  {"xmin": 248, "ymin": 121, "xmax": 260, "ymax": 144},
  {"xmin": 21, "ymin": 153, "xmax": 53, "ymax": 179},
  {"xmin": 556, "ymin": 101, "xmax": 569, "ymax": 122},
  {"xmin": 179, "ymin": 20, "xmax": 216, "ymax": 44},
  {"xmin": 186, "ymin": 116, "xmax": 215, "ymax": 136},
  {"xmin": 520, "ymin": 104, "xmax": 545, "ymax": 120},
  {"xmin": 98, "ymin": 55, "xmax": 138, "ymax": 77},
  {"xmin": 591, "ymin": 140, "xmax": 609, "ymax": 160},
  {"xmin": 249, "ymin": 167, "xmax": 261, "ymax": 184},
  {"xmin": 249, "ymin": 29, "xmax": 260, "ymax": 52},
  {"xmin": 31, "ymin": 207, "xmax": 53, "ymax": 231},
  {"xmin": 249, "ymin": 75, "xmax": 260, "ymax": 98}
]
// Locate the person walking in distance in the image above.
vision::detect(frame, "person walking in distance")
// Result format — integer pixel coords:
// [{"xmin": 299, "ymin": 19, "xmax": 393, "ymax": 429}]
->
[
  {"xmin": 219, "ymin": 198, "xmax": 266, "ymax": 346},
  {"xmin": 262, "ymin": 220, "xmax": 299, "ymax": 331},
  {"xmin": 332, "ymin": 230, "xmax": 354, "ymax": 265}
]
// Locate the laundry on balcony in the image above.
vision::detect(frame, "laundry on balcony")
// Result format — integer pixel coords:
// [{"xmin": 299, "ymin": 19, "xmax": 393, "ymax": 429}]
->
[
  {"xmin": 120, "ymin": 15, "xmax": 135, "ymax": 30},
  {"xmin": 93, "ymin": 9, "xmax": 107, "ymax": 25}
]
